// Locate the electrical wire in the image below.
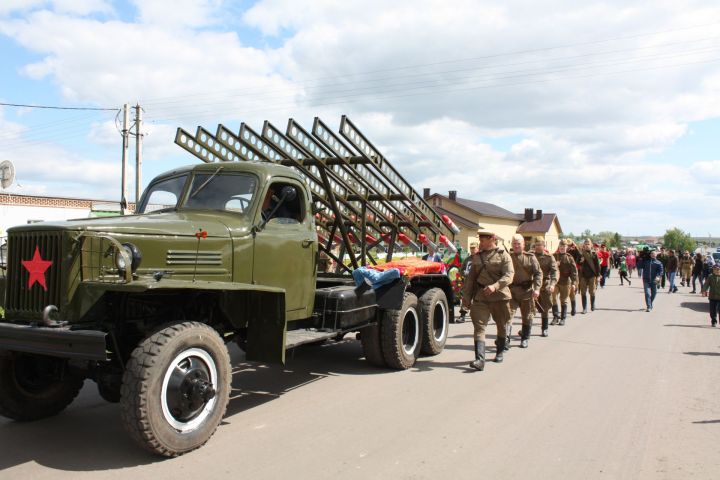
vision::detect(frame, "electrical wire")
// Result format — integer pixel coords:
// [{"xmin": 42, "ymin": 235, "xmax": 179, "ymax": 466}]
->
[{"xmin": 0, "ymin": 102, "xmax": 118, "ymax": 111}]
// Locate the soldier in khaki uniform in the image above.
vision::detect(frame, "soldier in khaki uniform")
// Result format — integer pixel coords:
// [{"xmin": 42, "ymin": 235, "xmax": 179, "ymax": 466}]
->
[
  {"xmin": 553, "ymin": 239, "xmax": 578, "ymax": 327},
  {"xmin": 578, "ymin": 238, "xmax": 601, "ymax": 313},
  {"xmin": 533, "ymin": 238, "xmax": 558, "ymax": 337},
  {"xmin": 679, "ymin": 251, "xmax": 693, "ymax": 288},
  {"xmin": 509, "ymin": 234, "xmax": 542, "ymax": 348},
  {"xmin": 462, "ymin": 229, "xmax": 514, "ymax": 370}
]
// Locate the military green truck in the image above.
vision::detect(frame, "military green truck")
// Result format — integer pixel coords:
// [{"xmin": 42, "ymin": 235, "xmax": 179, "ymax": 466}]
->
[{"xmin": 0, "ymin": 116, "xmax": 455, "ymax": 456}]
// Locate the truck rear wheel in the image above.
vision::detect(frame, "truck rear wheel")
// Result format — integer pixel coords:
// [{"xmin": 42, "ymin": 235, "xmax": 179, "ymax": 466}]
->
[
  {"xmin": 419, "ymin": 288, "xmax": 449, "ymax": 355},
  {"xmin": 0, "ymin": 352, "xmax": 84, "ymax": 421},
  {"xmin": 381, "ymin": 293, "xmax": 421, "ymax": 369},
  {"xmin": 360, "ymin": 324, "xmax": 386, "ymax": 367},
  {"xmin": 120, "ymin": 322, "xmax": 231, "ymax": 457}
]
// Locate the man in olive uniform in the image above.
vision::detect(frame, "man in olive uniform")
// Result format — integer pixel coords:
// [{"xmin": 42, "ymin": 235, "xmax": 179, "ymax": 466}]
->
[
  {"xmin": 553, "ymin": 239, "xmax": 579, "ymax": 327},
  {"xmin": 679, "ymin": 251, "xmax": 694, "ymax": 288},
  {"xmin": 534, "ymin": 237, "xmax": 558, "ymax": 337},
  {"xmin": 509, "ymin": 234, "xmax": 542, "ymax": 348},
  {"xmin": 457, "ymin": 242, "xmax": 478, "ymax": 323},
  {"xmin": 578, "ymin": 239, "xmax": 601, "ymax": 314},
  {"xmin": 462, "ymin": 229, "xmax": 514, "ymax": 370}
]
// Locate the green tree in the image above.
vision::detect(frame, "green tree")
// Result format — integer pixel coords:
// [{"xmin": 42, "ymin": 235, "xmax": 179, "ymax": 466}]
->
[
  {"xmin": 581, "ymin": 229, "xmax": 593, "ymax": 241},
  {"xmin": 663, "ymin": 228, "xmax": 695, "ymax": 253}
]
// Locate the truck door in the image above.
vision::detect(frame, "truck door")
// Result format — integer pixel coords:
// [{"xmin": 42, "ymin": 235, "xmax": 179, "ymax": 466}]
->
[{"xmin": 252, "ymin": 180, "xmax": 316, "ymax": 320}]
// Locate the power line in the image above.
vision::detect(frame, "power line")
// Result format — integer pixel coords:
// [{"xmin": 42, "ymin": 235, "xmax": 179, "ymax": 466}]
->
[{"xmin": 0, "ymin": 102, "xmax": 118, "ymax": 111}]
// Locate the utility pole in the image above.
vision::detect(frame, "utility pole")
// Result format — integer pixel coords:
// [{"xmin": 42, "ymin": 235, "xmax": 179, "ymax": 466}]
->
[
  {"xmin": 134, "ymin": 103, "xmax": 143, "ymax": 207},
  {"xmin": 120, "ymin": 103, "xmax": 129, "ymax": 215}
]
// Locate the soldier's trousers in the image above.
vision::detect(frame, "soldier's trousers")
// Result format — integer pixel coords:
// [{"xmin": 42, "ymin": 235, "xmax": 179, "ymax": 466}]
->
[
  {"xmin": 510, "ymin": 295, "xmax": 535, "ymax": 328},
  {"xmin": 579, "ymin": 276, "xmax": 597, "ymax": 296},
  {"xmin": 470, "ymin": 299, "xmax": 511, "ymax": 342},
  {"xmin": 553, "ymin": 283, "xmax": 572, "ymax": 305},
  {"xmin": 538, "ymin": 288, "xmax": 553, "ymax": 317}
]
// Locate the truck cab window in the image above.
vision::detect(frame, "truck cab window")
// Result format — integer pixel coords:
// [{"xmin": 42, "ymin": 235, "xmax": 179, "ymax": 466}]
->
[
  {"xmin": 138, "ymin": 174, "xmax": 188, "ymax": 213},
  {"xmin": 262, "ymin": 183, "xmax": 304, "ymax": 224},
  {"xmin": 184, "ymin": 173, "xmax": 257, "ymax": 214}
]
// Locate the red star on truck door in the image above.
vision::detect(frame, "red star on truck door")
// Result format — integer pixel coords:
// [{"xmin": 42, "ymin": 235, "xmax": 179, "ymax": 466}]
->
[{"xmin": 21, "ymin": 246, "xmax": 53, "ymax": 291}]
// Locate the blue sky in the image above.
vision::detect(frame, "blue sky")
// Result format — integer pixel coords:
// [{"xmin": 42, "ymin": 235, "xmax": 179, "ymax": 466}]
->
[{"xmin": 1, "ymin": 0, "xmax": 719, "ymax": 237}]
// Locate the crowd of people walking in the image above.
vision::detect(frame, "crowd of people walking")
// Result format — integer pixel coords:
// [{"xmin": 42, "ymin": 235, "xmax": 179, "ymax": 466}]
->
[{"xmin": 456, "ymin": 230, "xmax": 719, "ymax": 372}]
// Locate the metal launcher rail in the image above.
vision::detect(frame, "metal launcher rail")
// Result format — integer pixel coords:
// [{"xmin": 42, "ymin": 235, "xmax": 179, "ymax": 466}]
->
[{"xmin": 174, "ymin": 116, "xmax": 457, "ymax": 272}]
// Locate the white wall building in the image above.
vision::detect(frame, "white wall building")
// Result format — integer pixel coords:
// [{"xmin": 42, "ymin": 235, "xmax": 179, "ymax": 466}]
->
[{"xmin": 0, "ymin": 193, "xmax": 132, "ymax": 237}]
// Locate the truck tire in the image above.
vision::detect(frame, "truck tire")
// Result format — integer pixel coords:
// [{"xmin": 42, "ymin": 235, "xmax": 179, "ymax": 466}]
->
[
  {"xmin": 120, "ymin": 322, "xmax": 231, "ymax": 457},
  {"xmin": 419, "ymin": 288, "xmax": 449, "ymax": 355},
  {"xmin": 0, "ymin": 353, "xmax": 84, "ymax": 421},
  {"xmin": 381, "ymin": 292, "xmax": 421, "ymax": 369},
  {"xmin": 360, "ymin": 323, "xmax": 386, "ymax": 367}
]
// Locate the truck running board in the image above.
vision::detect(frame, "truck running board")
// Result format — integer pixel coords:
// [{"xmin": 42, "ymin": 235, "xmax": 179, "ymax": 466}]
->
[{"xmin": 285, "ymin": 329, "xmax": 340, "ymax": 350}]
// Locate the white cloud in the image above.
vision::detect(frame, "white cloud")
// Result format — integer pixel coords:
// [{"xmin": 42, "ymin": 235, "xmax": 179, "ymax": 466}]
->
[{"xmin": 1, "ymin": 1, "xmax": 720, "ymax": 235}]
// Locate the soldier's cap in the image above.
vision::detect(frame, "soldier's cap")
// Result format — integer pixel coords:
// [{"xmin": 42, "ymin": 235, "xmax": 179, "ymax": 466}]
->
[
  {"xmin": 469, "ymin": 242, "xmax": 479, "ymax": 248},
  {"xmin": 476, "ymin": 228, "xmax": 497, "ymax": 238}
]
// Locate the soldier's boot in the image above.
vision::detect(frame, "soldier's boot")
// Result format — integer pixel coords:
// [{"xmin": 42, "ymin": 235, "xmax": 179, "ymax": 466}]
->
[
  {"xmin": 590, "ymin": 295, "xmax": 596, "ymax": 311},
  {"xmin": 505, "ymin": 324, "xmax": 512, "ymax": 350},
  {"xmin": 469, "ymin": 341, "xmax": 486, "ymax": 371},
  {"xmin": 551, "ymin": 305, "xmax": 559, "ymax": 325},
  {"xmin": 520, "ymin": 325, "xmax": 531, "ymax": 348},
  {"xmin": 494, "ymin": 337, "xmax": 506, "ymax": 363},
  {"xmin": 581, "ymin": 294, "xmax": 588, "ymax": 314},
  {"xmin": 456, "ymin": 309, "xmax": 466, "ymax": 324},
  {"xmin": 570, "ymin": 299, "xmax": 577, "ymax": 316},
  {"xmin": 560, "ymin": 303, "xmax": 567, "ymax": 326},
  {"xmin": 541, "ymin": 317, "xmax": 549, "ymax": 337}
]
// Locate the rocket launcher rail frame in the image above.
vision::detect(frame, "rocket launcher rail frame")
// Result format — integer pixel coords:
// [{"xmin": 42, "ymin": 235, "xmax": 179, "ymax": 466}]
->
[{"xmin": 174, "ymin": 116, "xmax": 454, "ymax": 272}]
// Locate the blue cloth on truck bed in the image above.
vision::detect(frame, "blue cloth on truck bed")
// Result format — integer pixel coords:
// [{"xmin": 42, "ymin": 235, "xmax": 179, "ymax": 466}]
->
[{"xmin": 352, "ymin": 267, "xmax": 401, "ymax": 289}]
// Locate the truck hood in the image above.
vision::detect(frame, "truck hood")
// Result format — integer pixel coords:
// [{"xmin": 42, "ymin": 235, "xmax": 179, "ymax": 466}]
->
[{"xmin": 7, "ymin": 211, "xmax": 250, "ymax": 238}]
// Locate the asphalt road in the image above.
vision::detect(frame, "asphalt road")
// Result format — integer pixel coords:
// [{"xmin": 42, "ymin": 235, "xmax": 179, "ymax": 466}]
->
[{"xmin": 1, "ymin": 276, "xmax": 719, "ymax": 479}]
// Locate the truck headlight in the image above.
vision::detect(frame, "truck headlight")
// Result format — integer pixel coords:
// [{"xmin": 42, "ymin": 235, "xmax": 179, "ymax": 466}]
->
[{"xmin": 116, "ymin": 243, "xmax": 142, "ymax": 274}]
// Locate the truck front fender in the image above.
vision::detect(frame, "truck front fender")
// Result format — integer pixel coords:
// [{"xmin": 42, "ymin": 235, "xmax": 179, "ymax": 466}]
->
[{"xmin": 83, "ymin": 278, "xmax": 288, "ymax": 364}]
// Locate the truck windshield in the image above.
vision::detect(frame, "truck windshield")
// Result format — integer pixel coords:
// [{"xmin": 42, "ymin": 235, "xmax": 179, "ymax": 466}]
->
[
  {"xmin": 183, "ymin": 172, "xmax": 257, "ymax": 214},
  {"xmin": 138, "ymin": 174, "xmax": 189, "ymax": 213}
]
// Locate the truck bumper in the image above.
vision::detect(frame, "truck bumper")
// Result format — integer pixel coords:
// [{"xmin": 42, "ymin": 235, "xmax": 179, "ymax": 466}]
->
[{"xmin": 0, "ymin": 322, "xmax": 108, "ymax": 361}]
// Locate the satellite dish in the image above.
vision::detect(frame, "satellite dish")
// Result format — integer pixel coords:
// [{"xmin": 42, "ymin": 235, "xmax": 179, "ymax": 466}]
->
[{"xmin": 0, "ymin": 160, "xmax": 15, "ymax": 189}]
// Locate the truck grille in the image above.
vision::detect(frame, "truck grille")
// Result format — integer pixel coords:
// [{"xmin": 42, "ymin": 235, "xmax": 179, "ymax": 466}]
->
[{"xmin": 5, "ymin": 232, "xmax": 64, "ymax": 315}]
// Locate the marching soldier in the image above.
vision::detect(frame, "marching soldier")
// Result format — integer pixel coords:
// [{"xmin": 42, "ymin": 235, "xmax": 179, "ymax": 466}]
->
[
  {"xmin": 457, "ymin": 242, "xmax": 479, "ymax": 323},
  {"xmin": 679, "ymin": 251, "xmax": 693, "ymax": 288},
  {"xmin": 462, "ymin": 229, "xmax": 514, "ymax": 371},
  {"xmin": 533, "ymin": 238, "xmax": 558, "ymax": 337},
  {"xmin": 509, "ymin": 234, "xmax": 542, "ymax": 348},
  {"xmin": 553, "ymin": 240, "xmax": 579, "ymax": 327},
  {"xmin": 578, "ymin": 238, "xmax": 601, "ymax": 313}
]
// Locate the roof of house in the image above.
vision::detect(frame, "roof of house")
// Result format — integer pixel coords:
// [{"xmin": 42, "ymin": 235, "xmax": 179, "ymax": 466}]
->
[
  {"xmin": 516, "ymin": 213, "xmax": 561, "ymax": 234},
  {"xmin": 433, "ymin": 206, "xmax": 478, "ymax": 229},
  {"xmin": 428, "ymin": 193, "xmax": 519, "ymax": 221}
]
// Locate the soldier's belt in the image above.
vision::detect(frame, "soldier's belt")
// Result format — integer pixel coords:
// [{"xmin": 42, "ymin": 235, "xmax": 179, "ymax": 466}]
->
[{"xmin": 511, "ymin": 281, "xmax": 532, "ymax": 288}]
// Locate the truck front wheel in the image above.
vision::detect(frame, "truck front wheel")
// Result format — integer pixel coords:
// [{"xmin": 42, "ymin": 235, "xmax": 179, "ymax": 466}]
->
[
  {"xmin": 419, "ymin": 288, "xmax": 449, "ymax": 355},
  {"xmin": 381, "ymin": 293, "xmax": 421, "ymax": 369},
  {"xmin": 0, "ymin": 352, "xmax": 84, "ymax": 421},
  {"xmin": 120, "ymin": 322, "xmax": 231, "ymax": 457}
]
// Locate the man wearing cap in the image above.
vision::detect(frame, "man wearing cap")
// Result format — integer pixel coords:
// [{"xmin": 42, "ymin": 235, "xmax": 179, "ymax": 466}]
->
[
  {"xmin": 457, "ymin": 242, "xmax": 479, "ymax": 323},
  {"xmin": 509, "ymin": 234, "xmax": 542, "ymax": 348},
  {"xmin": 553, "ymin": 239, "xmax": 578, "ymax": 327},
  {"xmin": 462, "ymin": 229, "xmax": 514, "ymax": 370},
  {"xmin": 533, "ymin": 238, "xmax": 558, "ymax": 337},
  {"xmin": 578, "ymin": 239, "xmax": 601, "ymax": 314},
  {"xmin": 701, "ymin": 263, "xmax": 720, "ymax": 326}
]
